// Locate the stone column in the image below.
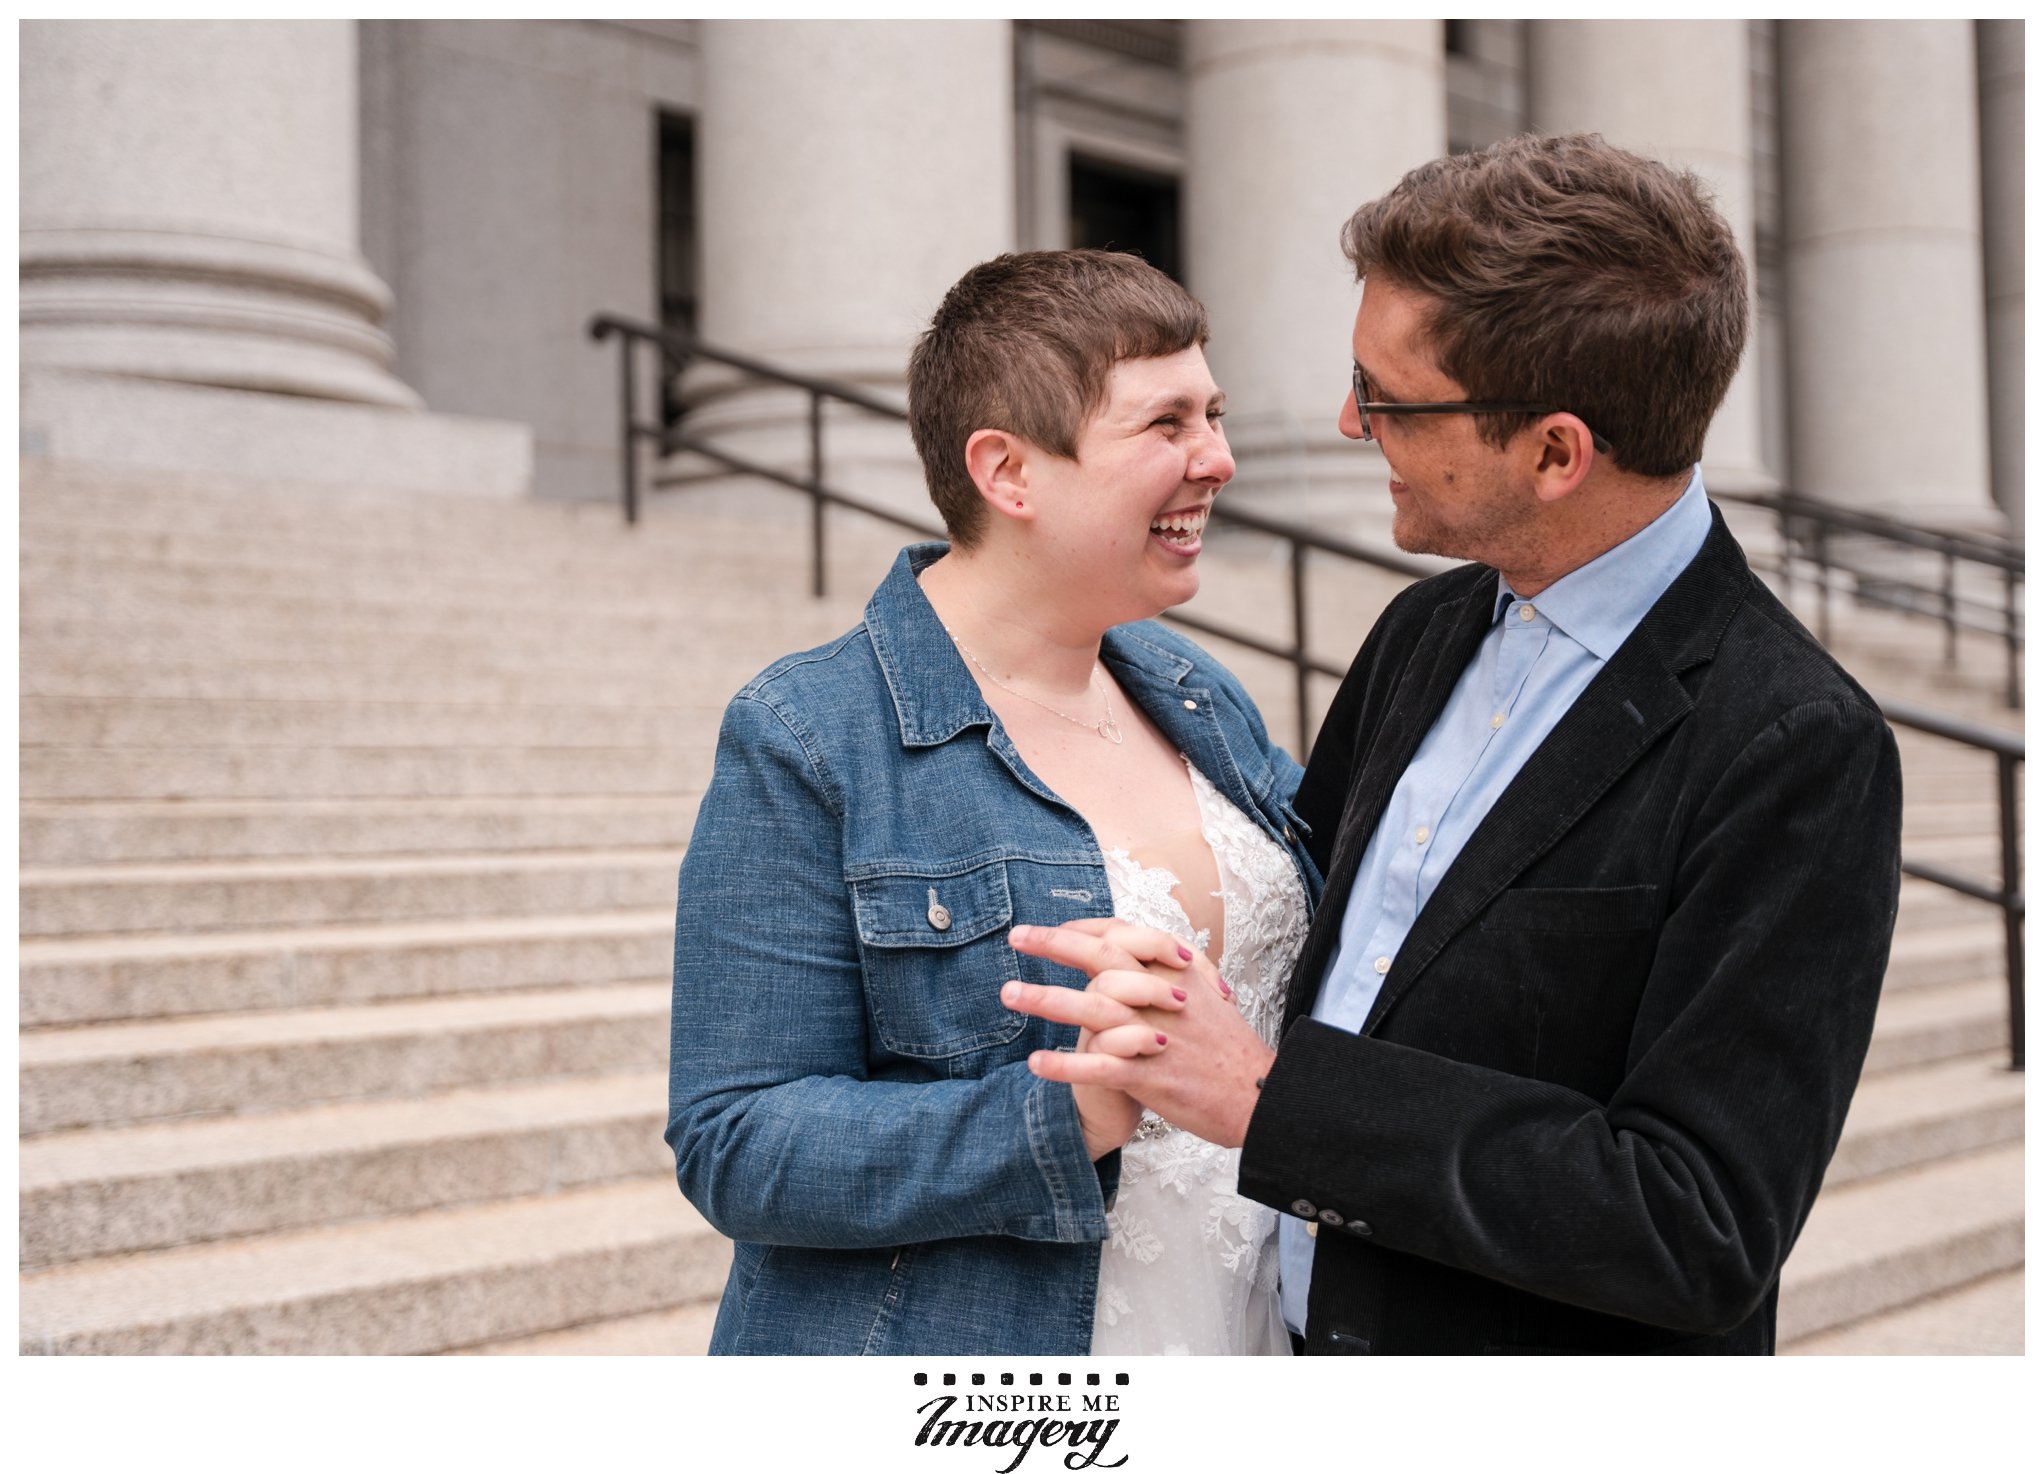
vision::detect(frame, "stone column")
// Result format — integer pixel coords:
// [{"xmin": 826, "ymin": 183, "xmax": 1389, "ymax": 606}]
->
[
  {"xmin": 1778, "ymin": 21, "xmax": 1995, "ymax": 525},
  {"xmin": 20, "ymin": 19, "xmax": 418, "ymax": 408},
  {"xmin": 1527, "ymin": 20, "xmax": 1771, "ymax": 492},
  {"xmin": 1977, "ymin": 20, "xmax": 2024, "ymax": 533},
  {"xmin": 683, "ymin": 20, "xmax": 1012, "ymax": 518},
  {"xmin": 1183, "ymin": 21, "xmax": 1445, "ymax": 522}
]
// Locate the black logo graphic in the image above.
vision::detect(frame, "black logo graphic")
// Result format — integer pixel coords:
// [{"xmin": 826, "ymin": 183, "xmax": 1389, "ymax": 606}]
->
[{"xmin": 910, "ymin": 1371, "xmax": 1131, "ymax": 1472}]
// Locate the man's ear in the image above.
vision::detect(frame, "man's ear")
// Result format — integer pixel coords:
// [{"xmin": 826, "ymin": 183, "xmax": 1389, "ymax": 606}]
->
[
  {"xmin": 964, "ymin": 428, "xmax": 1034, "ymax": 524},
  {"xmin": 1528, "ymin": 414, "xmax": 1599, "ymax": 505}
]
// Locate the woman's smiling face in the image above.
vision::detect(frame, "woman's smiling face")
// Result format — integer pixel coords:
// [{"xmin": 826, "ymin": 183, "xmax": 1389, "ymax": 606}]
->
[{"xmin": 1027, "ymin": 347, "xmax": 1234, "ymax": 627}]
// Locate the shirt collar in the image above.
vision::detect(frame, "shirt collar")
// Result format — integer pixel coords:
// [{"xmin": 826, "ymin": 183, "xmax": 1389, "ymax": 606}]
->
[
  {"xmin": 863, "ymin": 542, "xmax": 1194, "ymax": 748},
  {"xmin": 1492, "ymin": 468, "xmax": 1712, "ymax": 660}
]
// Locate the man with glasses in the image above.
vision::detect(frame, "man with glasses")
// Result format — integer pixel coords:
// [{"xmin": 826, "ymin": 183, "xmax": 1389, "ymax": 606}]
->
[{"xmin": 1008, "ymin": 132, "xmax": 1903, "ymax": 1354}]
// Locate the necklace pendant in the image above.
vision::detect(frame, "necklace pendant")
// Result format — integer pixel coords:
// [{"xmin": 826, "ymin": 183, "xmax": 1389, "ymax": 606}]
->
[{"xmin": 1096, "ymin": 716, "xmax": 1124, "ymax": 744}]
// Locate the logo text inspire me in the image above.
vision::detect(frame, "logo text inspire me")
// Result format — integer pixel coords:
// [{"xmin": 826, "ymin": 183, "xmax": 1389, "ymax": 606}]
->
[{"xmin": 913, "ymin": 1392, "xmax": 1126, "ymax": 1473}]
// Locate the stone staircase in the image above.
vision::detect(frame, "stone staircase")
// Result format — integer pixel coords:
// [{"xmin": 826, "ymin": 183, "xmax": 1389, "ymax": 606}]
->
[{"xmin": 17, "ymin": 460, "xmax": 2021, "ymax": 1353}]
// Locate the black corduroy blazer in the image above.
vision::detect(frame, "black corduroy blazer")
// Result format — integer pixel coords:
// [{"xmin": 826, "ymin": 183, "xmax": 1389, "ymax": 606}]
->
[{"xmin": 1239, "ymin": 507, "xmax": 1903, "ymax": 1354}]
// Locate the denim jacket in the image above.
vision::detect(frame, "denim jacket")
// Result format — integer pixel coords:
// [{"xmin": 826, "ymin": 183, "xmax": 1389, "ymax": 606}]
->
[{"xmin": 667, "ymin": 542, "xmax": 1321, "ymax": 1354}]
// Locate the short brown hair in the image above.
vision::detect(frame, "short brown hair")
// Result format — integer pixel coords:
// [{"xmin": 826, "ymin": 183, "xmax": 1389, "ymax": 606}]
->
[
  {"xmin": 1342, "ymin": 133, "xmax": 1748, "ymax": 479},
  {"xmin": 908, "ymin": 250, "xmax": 1208, "ymax": 547}
]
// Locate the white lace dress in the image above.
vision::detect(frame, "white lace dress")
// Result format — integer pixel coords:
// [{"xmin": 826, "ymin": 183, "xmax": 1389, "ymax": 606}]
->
[{"xmin": 1089, "ymin": 761, "xmax": 1310, "ymax": 1355}]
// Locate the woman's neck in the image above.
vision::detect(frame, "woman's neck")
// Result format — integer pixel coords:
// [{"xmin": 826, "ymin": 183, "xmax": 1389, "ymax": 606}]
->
[{"xmin": 917, "ymin": 545, "xmax": 1107, "ymax": 696}]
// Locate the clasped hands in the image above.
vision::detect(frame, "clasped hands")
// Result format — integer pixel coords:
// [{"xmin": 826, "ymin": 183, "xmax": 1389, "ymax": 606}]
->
[{"xmin": 1001, "ymin": 918, "xmax": 1275, "ymax": 1159}]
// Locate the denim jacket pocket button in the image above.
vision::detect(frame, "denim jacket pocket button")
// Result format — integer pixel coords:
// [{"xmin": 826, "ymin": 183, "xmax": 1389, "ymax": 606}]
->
[{"xmin": 926, "ymin": 887, "xmax": 952, "ymax": 931}]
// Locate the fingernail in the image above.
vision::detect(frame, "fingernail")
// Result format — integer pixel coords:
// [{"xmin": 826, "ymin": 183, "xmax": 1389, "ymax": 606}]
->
[
  {"xmin": 1176, "ymin": 945, "xmax": 1193, "ymax": 961},
  {"xmin": 1001, "ymin": 981, "xmax": 1020, "ymax": 1003},
  {"xmin": 1171, "ymin": 987, "xmax": 1188, "ymax": 1002},
  {"xmin": 1155, "ymin": 1033, "xmax": 1169, "ymax": 1046},
  {"xmin": 1217, "ymin": 976, "xmax": 1234, "ymax": 998},
  {"xmin": 1009, "ymin": 925, "xmax": 1035, "ymax": 942}
]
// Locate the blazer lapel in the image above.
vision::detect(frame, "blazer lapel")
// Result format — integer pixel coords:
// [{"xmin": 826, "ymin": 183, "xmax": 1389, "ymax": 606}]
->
[
  {"xmin": 1283, "ymin": 578, "xmax": 1497, "ymax": 1030},
  {"xmin": 1357, "ymin": 637, "xmax": 1692, "ymax": 1033},
  {"xmin": 1357, "ymin": 511, "xmax": 1753, "ymax": 1034}
]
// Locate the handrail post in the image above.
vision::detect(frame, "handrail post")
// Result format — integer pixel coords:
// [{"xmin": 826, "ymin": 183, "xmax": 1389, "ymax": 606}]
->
[
  {"xmin": 809, "ymin": 390, "xmax": 826, "ymax": 599},
  {"xmin": 1290, "ymin": 540, "xmax": 1310, "ymax": 760},
  {"xmin": 619, "ymin": 333, "xmax": 641, "ymax": 525},
  {"xmin": 1942, "ymin": 551, "xmax": 1957, "ymax": 665},
  {"xmin": 2006, "ymin": 566, "xmax": 2020, "ymax": 709},
  {"xmin": 1998, "ymin": 751, "xmax": 2024, "ymax": 1070},
  {"xmin": 1814, "ymin": 520, "xmax": 1832, "ymax": 646}
]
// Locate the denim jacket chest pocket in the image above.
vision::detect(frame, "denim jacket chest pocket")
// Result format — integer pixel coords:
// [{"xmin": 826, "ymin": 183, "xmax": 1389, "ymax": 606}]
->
[{"xmin": 849, "ymin": 858, "xmax": 1027, "ymax": 1071}]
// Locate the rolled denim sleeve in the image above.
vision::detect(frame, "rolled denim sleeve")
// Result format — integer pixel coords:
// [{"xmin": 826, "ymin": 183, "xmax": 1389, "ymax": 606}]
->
[{"xmin": 666, "ymin": 692, "xmax": 1110, "ymax": 1249}]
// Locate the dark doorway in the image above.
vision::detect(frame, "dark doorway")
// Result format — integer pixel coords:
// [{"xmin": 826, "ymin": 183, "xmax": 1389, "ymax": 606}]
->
[
  {"xmin": 656, "ymin": 112, "xmax": 698, "ymax": 428},
  {"xmin": 1068, "ymin": 155, "xmax": 1182, "ymax": 283}
]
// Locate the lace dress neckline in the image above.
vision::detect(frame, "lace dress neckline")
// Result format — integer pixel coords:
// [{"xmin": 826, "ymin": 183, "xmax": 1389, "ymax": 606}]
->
[{"xmin": 1090, "ymin": 756, "xmax": 1308, "ymax": 1355}]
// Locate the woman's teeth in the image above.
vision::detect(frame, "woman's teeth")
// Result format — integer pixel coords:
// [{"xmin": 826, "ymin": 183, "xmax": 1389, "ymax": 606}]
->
[{"xmin": 1149, "ymin": 509, "xmax": 1208, "ymax": 543}]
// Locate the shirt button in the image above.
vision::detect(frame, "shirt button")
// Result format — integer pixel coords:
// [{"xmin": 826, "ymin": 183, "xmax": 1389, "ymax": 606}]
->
[
  {"xmin": 1283, "ymin": 826, "xmax": 1296, "ymax": 844},
  {"xmin": 1519, "ymin": 604, "xmax": 1536, "ymax": 622},
  {"xmin": 1183, "ymin": 699, "xmax": 1197, "ymax": 710},
  {"xmin": 1373, "ymin": 956, "xmax": 1390, "ymax": 975},
  {"xmin": 926, "ymin": 887, "xmax": 952, "ymax": 931},
  {"xmin": 1491, "ymin": 711, "xmax": 1505, "ymax": 729},
  {"xmin": 1306, "ymin": 1222, "xmax": 1319, "ymax": 1239},
  {"xmin": 1415, "ymin": 826, "xmax": 1429, "ymax": 845}
]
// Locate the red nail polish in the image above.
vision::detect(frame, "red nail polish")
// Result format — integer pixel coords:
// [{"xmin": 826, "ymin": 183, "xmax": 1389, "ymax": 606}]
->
[
  {"xmin": 1155, "ymin": 1033, "xmax": 1169, "ymax": 1046},
  {"xmin": 1171, "ymin": 987, "xmax": 1187, "ymax": 1002},
  {"xmin": 1176, "ymin": 945, "xmax": 1193, "ymax": 962},
  {"xmin": 1217, "ymin": 976, "xmax": 1234, "ymax": 998}
]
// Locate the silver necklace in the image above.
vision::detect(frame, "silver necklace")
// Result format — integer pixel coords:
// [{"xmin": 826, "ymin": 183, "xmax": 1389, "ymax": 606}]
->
[{"xmin": 945, "ymin": 626, "xmax": 1124, "ymax": 744}]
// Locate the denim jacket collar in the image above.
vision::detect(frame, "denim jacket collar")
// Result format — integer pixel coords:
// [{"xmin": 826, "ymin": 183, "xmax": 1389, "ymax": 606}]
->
[{"xmin": 866, "ymin": 542, "xmax": 1194, "ymax": 749}]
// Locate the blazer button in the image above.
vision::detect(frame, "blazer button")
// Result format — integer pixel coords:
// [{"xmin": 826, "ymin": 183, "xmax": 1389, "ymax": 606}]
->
[
  {"xmin": 1347, "ymin": 1219, "xmax": 1373, "ymax": 1237},
  {"xmin": 1290, "ymin": 1200, "xmax": 1316, "ymax": 1219},
  {"xmin": 1318, "ymin": 1208, "xmax": 1344, "ymax": 1226}
]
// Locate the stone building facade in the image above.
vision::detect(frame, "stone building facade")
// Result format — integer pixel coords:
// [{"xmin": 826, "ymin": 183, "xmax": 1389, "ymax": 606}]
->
[{"xmin": 20, "ymin": 18, "xmax": 2025, "ymax": 533}]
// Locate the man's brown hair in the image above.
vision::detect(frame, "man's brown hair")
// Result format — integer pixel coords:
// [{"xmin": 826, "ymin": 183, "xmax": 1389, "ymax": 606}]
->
[
  {"xmin": 908, "ymin": 250, "xmax": 1208, "ymax": 547},
  {"xmin": 1342, "ymin": 132, "xmax": 1748, "ymax": 479}
]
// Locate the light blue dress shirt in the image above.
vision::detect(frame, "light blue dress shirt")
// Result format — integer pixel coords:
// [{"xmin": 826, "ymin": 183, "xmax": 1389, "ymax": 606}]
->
[{"xmin": 1278, "ymin": 470, "xmax": 1713, "ymax": 1335}]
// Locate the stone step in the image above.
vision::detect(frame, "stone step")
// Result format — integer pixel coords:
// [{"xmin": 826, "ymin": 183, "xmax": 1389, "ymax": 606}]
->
[
  {"xmin": 1881, "ymin": 921, "xmax": 2014, "ymax": 992},
  {"xmin": 19, "ymin": 980, "xmax": 668, "ymax": 1131},
  {"xmin": 20, "ymin": 1070, "xmax": 668, "ymax": 1269},
  {"xmin": 1777, "ymin": 1142, "xmax": 2024, "ymax": 1344},
  {"xmin": 19, "ymin": 848, "xmax": 684, "ymax": 937},
  {"xmin": 20, "ymin": 651, "xmax": 791, "ymax": 705},
  {"xmin": 457, "ymin": 1300, "xmax": 718, "ymax": 1355},
  {"xmin": 1863, "ymin": 979, "xmax": 2014, "ymax": 1075},
  {"xmin": 20, "ymin": 743, "xmax": 711, "ymax": 801},
  {"xmin": 1824, "ymin": 1053, "xmax": 2025, "ymax": 1188},
  {"xmin": 18, "ymin": 1177, "xmax": 727, "ymax": 1355},
  {"xmin": 19, "ymin": 909, "xmax": 673, "ymax": 1027},
  {"xmin": 20, "ymin": 694, "xmax": 732, "ymax": 750},
  {"xmin": 1895, "ymin": 879, "xmax": 1999, "ymax": 930},
  {"xmin": 18, "ymin": 557, "xmax": 896, "ymax": 635},
  {"xmin": 19, "ymin": 794, "xmax": 705, "ymax": 867},
  {"xmin": 19, "ymin": 613, "xmax": 848, "ymax": 673},
  {"xmin": 1780, "ymin": 1267, "xmax": 2023, "ymax": 1354}
]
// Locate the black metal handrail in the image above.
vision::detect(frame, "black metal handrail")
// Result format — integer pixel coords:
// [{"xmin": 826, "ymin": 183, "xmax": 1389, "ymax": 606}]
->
[
  {"xmin": 589, "ymin": 314, "xmax": 1432, "ymax": 730},
  {"xmin": 1876, "ymin": 696, "xmax": 2024, "ymax": 1070},
  {"xmin": 592, "ymin": 313, "xmax": 2023, "ymax": 1069},
  {"xmin": 1715, "ymin": 488, "xmax": 2023, "ymax": 707}
]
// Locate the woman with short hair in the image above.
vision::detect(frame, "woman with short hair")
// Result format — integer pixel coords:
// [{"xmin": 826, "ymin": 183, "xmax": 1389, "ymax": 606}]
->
[{"xmin": 667, "ymin": 250, "xmax": 1316, "ymax": 1354}]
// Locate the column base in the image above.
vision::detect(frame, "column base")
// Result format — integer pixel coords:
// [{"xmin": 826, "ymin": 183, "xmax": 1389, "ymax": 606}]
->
[{"xmin": 21, "ymin": 368, "xmax": 533, "ymax": 499}]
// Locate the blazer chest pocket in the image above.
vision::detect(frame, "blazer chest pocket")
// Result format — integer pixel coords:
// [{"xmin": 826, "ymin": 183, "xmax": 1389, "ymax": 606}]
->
[
  {"xmin": 1480, "ymin": 884, "xmax": 1661, "ymax": 935},
  {"xmin": 850, "ymin": 860, "xmax": 1025, "ymax": 1064}
]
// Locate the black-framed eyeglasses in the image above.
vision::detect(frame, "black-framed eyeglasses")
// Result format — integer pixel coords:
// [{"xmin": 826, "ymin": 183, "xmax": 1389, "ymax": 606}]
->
[{"xmin": 1352, "ymin": 363, "xmax": 1613, "ymax": 455}]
